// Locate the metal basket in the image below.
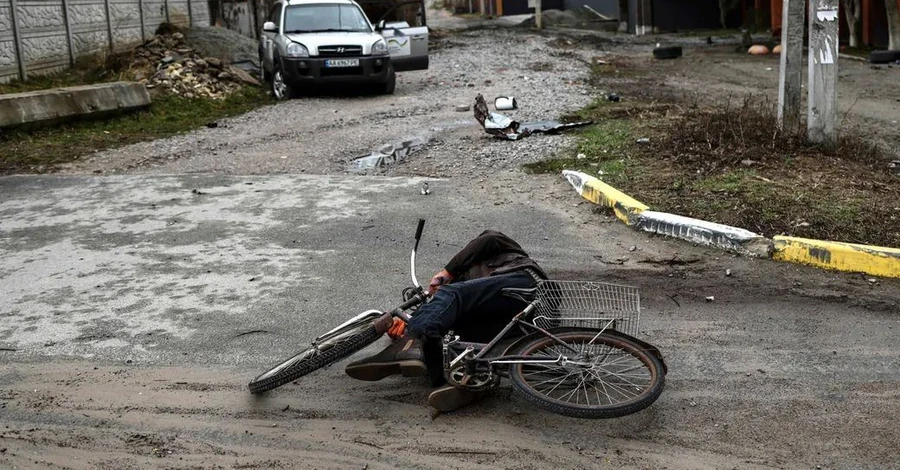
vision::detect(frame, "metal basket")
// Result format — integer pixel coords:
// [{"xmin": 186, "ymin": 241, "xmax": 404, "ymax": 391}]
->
[{"xmin": 531, "ymin": 280, "xmax": 641, "ymax": 338}]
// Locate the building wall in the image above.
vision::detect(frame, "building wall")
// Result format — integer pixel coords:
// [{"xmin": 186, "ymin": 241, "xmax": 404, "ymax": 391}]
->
[{"xmin": 0, "ymin": 0, "xmax": 210, "ymax": 83}]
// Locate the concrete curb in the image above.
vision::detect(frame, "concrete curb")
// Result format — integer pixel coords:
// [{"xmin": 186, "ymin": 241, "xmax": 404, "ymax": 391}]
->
[
  {"xmin": 637, "ymin": 211, "xmax": 772, "ymax": 257},
  {"xmin": 0, "ymin": 82, "xmax": 150, "ymax": 129},
  {"xmin": 562, "ymin": 170, "xmax": 648, "ymax": 225},
  {"xmin": 773, "ymin": 236, "xmax": 900, "ymax": 279},
  {"xmin": 562, "ymin": 170, "xmax": 900, "ymax": 277},
  {"xmin": 562, "ymin": 170, "xmax": 770, "ymax": 256}
]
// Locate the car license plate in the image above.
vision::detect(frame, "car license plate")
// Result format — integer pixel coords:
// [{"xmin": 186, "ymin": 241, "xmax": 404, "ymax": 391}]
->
[{"xmin": 325, "ymin": 59, "xmax": 359, "ymax": 68}]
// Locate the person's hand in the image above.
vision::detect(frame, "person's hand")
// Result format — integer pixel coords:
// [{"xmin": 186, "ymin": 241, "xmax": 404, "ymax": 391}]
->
[
  {"xmin": 387, "ymin": 318, "xmax": 406, "ymax": 340},
  {"xmin": 428, "ymin": 269, "xmax": 454, "ymax": 295}
]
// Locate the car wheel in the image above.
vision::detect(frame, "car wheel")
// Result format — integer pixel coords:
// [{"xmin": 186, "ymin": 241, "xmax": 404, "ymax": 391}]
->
[
  {"xmin": 271, "ymin": 61, "xmax": 294, "ymax": 101},
  {"xmin": 380, "ymin": 65, "xmax": 396, "ymax": 95}
]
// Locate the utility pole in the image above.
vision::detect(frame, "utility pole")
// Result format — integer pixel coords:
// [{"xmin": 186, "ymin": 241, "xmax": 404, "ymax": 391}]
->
[
  {"xmin": 807, "ymin": 0, "xmax": 840, "ymax": 146},
  {"xmin": 777, "ymin": 0, "xmax": 804, "ymax": 129}
]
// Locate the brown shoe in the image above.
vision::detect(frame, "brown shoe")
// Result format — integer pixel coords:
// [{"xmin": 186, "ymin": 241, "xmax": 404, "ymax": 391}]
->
[
  {"xmin": 428, "ymin": 384, "xmax": 479, "ymax": 412},
  {"xmin": 345, "ymin": 334, "xmax": 428, "ymax": 381}
]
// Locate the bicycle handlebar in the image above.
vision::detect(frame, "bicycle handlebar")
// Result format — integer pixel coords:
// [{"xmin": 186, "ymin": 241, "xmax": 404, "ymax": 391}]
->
[
  {"xmin": 410, "ymin": 219, "xmax": 425, "ymax": 291},
  {"xmin": 414, "ymin": 218, "xmax": 425, "ymax": 242}
]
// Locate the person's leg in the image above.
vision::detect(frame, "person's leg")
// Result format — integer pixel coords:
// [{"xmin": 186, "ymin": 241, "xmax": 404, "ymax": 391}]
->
[
  {"xmin": 346, "ymin": 271, "xmax": 537, "ymax": 383},
  {"xmin": 407, "ymin": 271, "xmax": 536, "ymax": 339}
]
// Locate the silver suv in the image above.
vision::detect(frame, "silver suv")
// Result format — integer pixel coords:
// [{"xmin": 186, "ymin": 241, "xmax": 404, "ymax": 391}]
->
[{"xmin": 259, "ymin": 0, "xmax": 429, "ymax": 99}]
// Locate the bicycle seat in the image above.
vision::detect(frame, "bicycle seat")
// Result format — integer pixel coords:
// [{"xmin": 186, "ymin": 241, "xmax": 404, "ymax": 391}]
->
[{"xmin": 501, "ymin": 287, "xmax": 537, "ymax": 302}]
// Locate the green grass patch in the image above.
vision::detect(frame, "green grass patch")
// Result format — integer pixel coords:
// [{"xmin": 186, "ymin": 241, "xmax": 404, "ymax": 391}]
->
[{"xmin": 0, "ymin": 87, "xmax": 271, "ymax": 174}]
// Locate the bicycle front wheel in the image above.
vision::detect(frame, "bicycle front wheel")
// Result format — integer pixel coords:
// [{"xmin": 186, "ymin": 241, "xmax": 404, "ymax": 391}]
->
[
  {"xmin": 508, "ymin": 331, "xmax": 665, "ymax": 419},
  {"xmin": 248, "ymin": 324, "xmax": 382, "ymax": 394}
]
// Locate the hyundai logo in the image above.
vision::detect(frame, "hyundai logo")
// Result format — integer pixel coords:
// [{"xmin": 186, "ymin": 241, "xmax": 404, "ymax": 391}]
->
[{"xmin": 336, "ymin": 47, "xmax": 345, "ymax": 53}]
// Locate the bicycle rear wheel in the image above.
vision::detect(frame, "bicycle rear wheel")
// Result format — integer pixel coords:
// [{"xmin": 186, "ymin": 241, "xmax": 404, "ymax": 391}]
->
[
  {"xmin": 248, "ymin": 323, "xmax": 382, "ymax": 394},
  {"xmin": 508, "ymin": 330, "xmax": 664, "ymax": 419}
]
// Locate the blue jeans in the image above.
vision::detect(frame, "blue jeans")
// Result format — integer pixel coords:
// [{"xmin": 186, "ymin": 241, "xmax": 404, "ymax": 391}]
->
[{"xmin": 407, "ymin": 271, "xmax": 537, "ymax": 342}]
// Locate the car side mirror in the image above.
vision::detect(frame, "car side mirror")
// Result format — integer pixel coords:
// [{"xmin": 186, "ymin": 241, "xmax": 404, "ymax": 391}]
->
[
  {"xmin": 263, "ymin": 21, "xmax": 278, "ymax": 33},
  {"xmin": 375, "ymin": 20, "xmax": 386, "ymax": 31}
]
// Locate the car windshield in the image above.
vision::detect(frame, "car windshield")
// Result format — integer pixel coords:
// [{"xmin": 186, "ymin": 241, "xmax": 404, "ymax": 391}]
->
[{"xmin": 283, "ymin": 4, "xmax": 372, "ymax": 33}]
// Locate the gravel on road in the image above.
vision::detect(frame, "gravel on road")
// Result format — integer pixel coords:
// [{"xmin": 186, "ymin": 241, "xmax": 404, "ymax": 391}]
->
[{"xmin": 61, "ymin": 28, "xmax": 597, "ymax": 181}]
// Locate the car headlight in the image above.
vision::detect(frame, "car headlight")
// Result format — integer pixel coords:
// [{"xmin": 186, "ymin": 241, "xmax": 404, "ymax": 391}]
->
[
  {"xmin": 286, "ymin": 42, "xmax": 309, "ymax": 58},
  {"xmin": 372, "ymin": 39, "xmax": 388, "ymax": 56}
]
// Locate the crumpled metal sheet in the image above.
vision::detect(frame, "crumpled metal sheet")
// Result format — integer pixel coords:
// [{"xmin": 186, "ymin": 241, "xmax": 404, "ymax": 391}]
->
[
  {"xmin": 349, "ymin": 138, "xmax": 426, "ymax": 172},
  {"xmin": 473, "ymin": 94, "xmax": 591, "ymax": 140}
]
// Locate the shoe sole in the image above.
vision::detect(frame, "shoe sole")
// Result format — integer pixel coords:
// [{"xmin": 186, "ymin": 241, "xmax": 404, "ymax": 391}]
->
[
  {"xmin": 428, "ymin": 387, "xmax": 477, "ymax": 412},
  {"xmin": 345, "ymin": 360, "xmax": 427, "ymax": 382}
]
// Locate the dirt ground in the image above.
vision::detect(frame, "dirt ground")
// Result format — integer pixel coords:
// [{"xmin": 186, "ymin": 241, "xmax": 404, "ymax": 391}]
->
[
  {"xmin": 2, "ymin": 18, "xmax": 900, "ymax": 470},
  {"xmin": 2, "ymin": 267, "xmax": 898, "ymax": 470},
  {"xmin": 589, "ymin": 35, "xmax": 900, "ymax": 154}
]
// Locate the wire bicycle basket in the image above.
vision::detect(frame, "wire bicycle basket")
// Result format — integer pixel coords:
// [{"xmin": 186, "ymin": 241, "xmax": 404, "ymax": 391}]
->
[{"xmin": 532, "ymin": 280, "xmax": 641, "ymax": 338}]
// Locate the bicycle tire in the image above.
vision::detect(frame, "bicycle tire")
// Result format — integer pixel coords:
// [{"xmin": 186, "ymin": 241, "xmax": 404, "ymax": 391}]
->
[
  {"xmin": 508, "ymin": 330, "xmax": 665, "ymax": 419},
  {"xmin": 248, "ymin": 324, "xmax": 382, "ymax": 394}
]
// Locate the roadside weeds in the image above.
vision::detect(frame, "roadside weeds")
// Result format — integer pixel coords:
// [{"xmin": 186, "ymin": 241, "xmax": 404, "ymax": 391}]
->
[
  {"xmin": 0, "ymin": 87, "xmax": 271, "ymax": 175},
  {"xmin": 526, "ymin": 63, "xmax": 900, "ymax": 248}
]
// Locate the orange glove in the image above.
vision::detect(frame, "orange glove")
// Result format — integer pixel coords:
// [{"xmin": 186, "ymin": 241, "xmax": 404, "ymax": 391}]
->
[{"xmin": 387, "ymin": 318, "xmax": 407, "ymax": 340}]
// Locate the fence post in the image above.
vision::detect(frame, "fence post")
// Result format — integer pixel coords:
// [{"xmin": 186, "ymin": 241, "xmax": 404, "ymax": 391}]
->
[
  {"xmin": 61, "ymin": 0, "xmax": 76, "ymax": 67},
  {"xmin": 10, "ymin": 0, "xmax": 26, "ymax": 80},
  {"xmin": 777, "ymin": 0, "xmax": 804, "ymax": 129},
  {"xmin": 104, "ymin": 0, "xmax": 114, "ymax": 51},
  {"xmin": 807, "ymin": 0, "xmax": 839, "ymax": 146},
  {"xmin": 165, "ymin": 0, "xmax": 170, "ymax": 23},
  {"xmin": 138, "ymin": 0, "xmax": 146, "ymax": 41},
  {"xmin": 187, "ymin": 0, "xmax": 193, "ymax": 26}
]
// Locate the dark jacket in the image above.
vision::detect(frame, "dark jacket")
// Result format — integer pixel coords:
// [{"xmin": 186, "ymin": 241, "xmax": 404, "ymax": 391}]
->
[{"xmin": 444, "ymin": 230, "xmax": 547, "ymax": 282}]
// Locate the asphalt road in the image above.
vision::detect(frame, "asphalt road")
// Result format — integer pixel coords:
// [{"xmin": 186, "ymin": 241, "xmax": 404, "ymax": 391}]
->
[{"xmin": 1, "ymin": 174, "xmax": 899, "ymax": 470}]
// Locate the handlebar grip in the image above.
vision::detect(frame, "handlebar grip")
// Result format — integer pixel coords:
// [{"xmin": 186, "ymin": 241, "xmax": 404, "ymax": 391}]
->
[{"xmin": 414, "ymin": 219, "xmax": 425, "ymax": 241}]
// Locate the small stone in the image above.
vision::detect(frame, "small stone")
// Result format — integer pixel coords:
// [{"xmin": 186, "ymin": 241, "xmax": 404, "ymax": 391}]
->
[
  {"xmin": 636, "ymin": 138, "xmax": 650, "ymax": 144},
  {"xmin": 705, "ymin": 296, "xmax": 715, "ymax": 302},
  {"xmin": 740, "ymin": 159, "xmax": 758, "ymax": 166},
  {"xmin": 576, "ymin": 153, "xmax": 586, "ymax": 159},
  {"xmin": 454, "ymin": 104, "xmax": 470, "ymax": 112},
  {"xmin": 126, "ymin": 359, "xmax": 133, "ymax": 364},
  {"xmin": 628, "ymin": 246, "xmax": 636, "ymax": 252},
  {"xmin": 866, "ymin": 278, "xmax": 877, "ymax": 284},
  {"xmin": 725, "ymin": 269, "xmax": 732, "ymax": 276}
]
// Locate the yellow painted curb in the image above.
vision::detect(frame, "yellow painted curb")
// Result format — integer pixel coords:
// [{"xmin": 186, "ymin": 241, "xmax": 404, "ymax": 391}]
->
[
  {"xmin": 562, "ymin": 170, "xmax": 648, "ymax": 224},
  {"xmin": 773, "ymin": 236, "xmax": 900, "ymax": 279}
]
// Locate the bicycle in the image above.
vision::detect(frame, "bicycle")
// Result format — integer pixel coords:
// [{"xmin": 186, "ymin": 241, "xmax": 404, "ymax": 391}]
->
[{"xmin": 249, "ymin": 220, "xmax": 667, "ymax": 419}]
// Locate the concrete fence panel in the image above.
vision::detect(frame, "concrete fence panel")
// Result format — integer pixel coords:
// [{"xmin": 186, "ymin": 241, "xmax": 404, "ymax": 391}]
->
[{"xmin": 0, "ymin": 0, "xmax": 210, "ymax": 83}]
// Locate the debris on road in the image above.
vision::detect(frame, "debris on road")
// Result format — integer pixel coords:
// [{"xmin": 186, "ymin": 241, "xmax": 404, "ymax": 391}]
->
[
  {"xmin": 124, "ymin": 30, "xmax": 259, "ymax": 99},
  {"xmin": 421, "ymin": 182, "xmax": 431, "ymax": 195},
  {"xmin": 350, "ymin": 138, "xmax": 427, "ymax": 172},
  {"xmin": 473, "ymin": 94, "xmax": 591, "ymax": 141},
  {"xmin": 705, "ymin": 296, "xmax": 715, "ymax": 302},
  {"xmin": 495, "ymin": 96, "xmax": 518, "ymax": 110},
  {"xmin": 606, "ymin": 93, "xmax": 620, "ymax": 102},
  {"xmin": 636, "ymin": 137, "xmax": 650, "ymax": 144},
  {"xmin": 652, "ymin": 45, "xmax": 683, "ymax": 60},
  {"xmin": 454, "ymin": 105, "xmax": 471, "ymax": 112}
]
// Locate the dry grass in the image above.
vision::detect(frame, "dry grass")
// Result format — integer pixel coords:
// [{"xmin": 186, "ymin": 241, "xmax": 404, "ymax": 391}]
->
[{"xmin": 526, "ymin": 93, "xmax": 900, "ymax": 247}]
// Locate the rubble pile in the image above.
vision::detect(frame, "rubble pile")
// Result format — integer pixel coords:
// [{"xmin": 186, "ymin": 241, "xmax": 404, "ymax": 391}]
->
[{"xmin": 128, "ymin": 32, "xmax": 260, "ymax": 99}]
